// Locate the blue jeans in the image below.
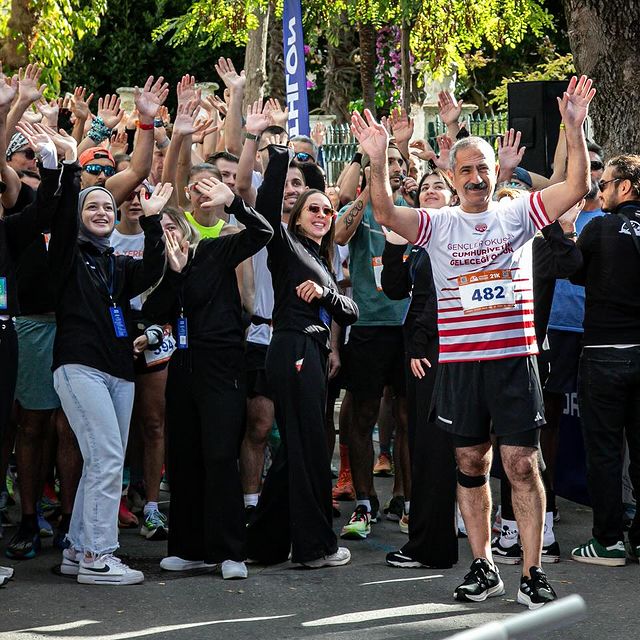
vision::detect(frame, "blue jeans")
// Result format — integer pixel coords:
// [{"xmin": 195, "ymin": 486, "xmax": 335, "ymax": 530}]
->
[
  {"xmin": 578, "ymin": 346, "xmax": 640, "ymax": 547},
  {"xmin": 53, "ymin": 364, "xmax": 134, "ymax": 555}
]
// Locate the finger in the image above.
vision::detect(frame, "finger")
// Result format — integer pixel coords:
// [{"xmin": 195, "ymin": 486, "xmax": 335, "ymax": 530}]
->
[{"xmin": 421, "ymin": 357, "xmax": 432, "ymax": 369}]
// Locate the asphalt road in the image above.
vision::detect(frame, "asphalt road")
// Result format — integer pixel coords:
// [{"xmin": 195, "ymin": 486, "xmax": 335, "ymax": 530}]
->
[{"xmin": 0, "ymin": 476, "xmax": 637, "ymax": 640}]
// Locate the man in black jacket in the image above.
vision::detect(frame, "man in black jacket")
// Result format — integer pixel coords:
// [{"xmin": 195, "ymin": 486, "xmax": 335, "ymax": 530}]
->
[{"xmin": 570, "ymin": 154, "xmax": 640, "ymax": 566}]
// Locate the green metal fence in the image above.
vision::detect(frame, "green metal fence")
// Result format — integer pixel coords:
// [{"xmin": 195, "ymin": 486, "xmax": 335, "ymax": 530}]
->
[{"xmin": 322, "ymin": 112, "xmax": 508, "ymax": 185}]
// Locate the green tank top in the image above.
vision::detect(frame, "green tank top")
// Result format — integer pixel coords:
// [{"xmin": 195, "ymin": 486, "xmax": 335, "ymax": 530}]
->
[{"xmin": 185, "ymin": 212, "xmax": 225, "ymax": 239}]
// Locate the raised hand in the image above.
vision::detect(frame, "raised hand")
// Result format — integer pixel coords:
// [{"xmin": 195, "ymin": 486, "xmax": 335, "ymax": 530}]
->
[
  {"xmin": 388, "ymin": 107, "xmax": 414, "ymax": 145},
  {"xmin": 215, "ymin": 58, "xmax": 246, "ymax": 93},
  {"xmin": 295, "ymin": 280, "xmax": 323, "ymax": 303},
  {"xmin": 156, "ymin": 105, "xmax": 170, "ymax": 124},
  {"xmin": 435, "ymin": 134, "xmax": 453, "ymax": 170},
  {"xmin": 176, "ymin": 74, "xmax": 198, "ymax": 107},
  {"xmin": 409, "ymin": 138, "xmax": 437, "ymax": 162},
  {"xmin": 71, "ymin": 86, "xmax": 94, "ymax": 121},
  {"xmin": 15, "ymin": 121, "xmax": 53, "ymax": 154},
  {"xmin": 311, "ymin": 121, "xmax": 326, "ymax": 147},
  {"xmin": 164, "ymin": 228, "xmax": 189, "ymax": 273},
  {"xmin": 17, "ymin": 63, "xmax": 46, "ymax": 104},
  {"xmin": 36, "ymin": 99, "xmax": 59, "ymax": 127},
  {"xmin": 202, "ymin": 94, "xmax": 227, "ymax": 119},
  {"xmin": 141, "ymin": 182, "xmax": 174, "ymax": 217},
  {"xmin": 437, "ymin": 91, "xmax": 463, "ymax": 126},
  {"xmin": 266, "ymin": 98, "xmax": 288, "ymax": 129},
  {"xmin": 261, "ymin": 131, "xmax": 289, "ymax": 148},
  {"xmin": 497, "ymin": 128, "xmax": 526, "ymax": 175},
  {"xmin": 36, "ymin": 123, "xmax": 78, "ymax": 160},
  {"xmin": 134, "ymin": 76, "xmax": 170, "ymax": 120},
  {"xmin": 558, "ymin": 75, "xmax": 595, "ymax": 129},
  {"xmin": 245, "ymin": 99, "xmax": 272, "ymax": 136},
  {"xmin": 194, "ymin": 176, "xmax": 234, "ymax": 209},
  {"xmin": 0, "ymin": 68, "xmax": 18, "ymax": 110},
  {"xmin": 109, "ymin": 130, "xmax": 128, "ymax": 156},
  {"xmin": 350, "ymin": 109, "xmax": 390, "ymax": 161},
  {"xmin": 97, "ymin": 94, "xmax": 125, "ymax": 129},
  {"xmin": 172, "ymin": 99, "xmax": 216, "ymax": 138}
]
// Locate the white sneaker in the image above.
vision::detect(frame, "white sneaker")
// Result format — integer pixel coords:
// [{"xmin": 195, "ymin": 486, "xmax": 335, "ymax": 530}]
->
[
  {"xmin": 300, "ymin": 547, "xmax": 351, "ymax": 568},
  {"xmin": 60, "ymin": 548, "xmax": 81, "ymax": 576},
  {"xmin": 220, "ymin": 560, "xmax": 248, "ymax": 579},
  {"xmin": 160, "ymin": 556, "xmax": 214, "ymax": 571},
  {"xmin": 77, "ymin": 554, "xmax": 144, "ymax": 585},
  {"xmin": 0, "ymin": 566, "xmax": 14, "ymax": 580}
]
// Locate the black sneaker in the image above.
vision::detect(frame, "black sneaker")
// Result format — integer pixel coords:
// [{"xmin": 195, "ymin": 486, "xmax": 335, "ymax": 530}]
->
[
  {"xmin": 244, "ymin": 505, "xmax": 256, "ymax": 525},
  {"xmin": 5, "ymin": 527, "xmax": 41, "ymax": 560},
  {"xmin": 386, "ymin": 550, "xmax": 425, "ymax": 568},
  {"xmin": 454, "ymin": 558, "xmax": 505, "ymax": 602},
  {"xmin": 383, "ymin": 496, "xmax": 404, "ymax": 522},
  {"xmin": 541, "ymin": 540, "xmax": 561, "ymax": 563},
  {"xmin": 517, "ymin": 566, "xmax": 557, "ymax": 609},
  {"xmin": 491, "ymin": 537, "xmax": 522, "ymax": 565}
]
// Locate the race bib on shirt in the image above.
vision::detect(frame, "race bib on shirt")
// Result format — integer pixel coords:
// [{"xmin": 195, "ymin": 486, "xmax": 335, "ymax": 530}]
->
[
  {"xmin": 457, "ymin": 269, "xmax": 515, "ymax": 314},
  {"xmin": 372, "ymin": 256, "xmax": 383, "ymax": 291},
  {"xmin": 144, "ymin": 325, "xmax": 177, "ymax": 366}
]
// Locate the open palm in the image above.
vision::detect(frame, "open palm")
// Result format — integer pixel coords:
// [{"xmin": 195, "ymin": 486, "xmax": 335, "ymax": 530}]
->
[
  {"xmin": 351, "ymin": 110, "xmax": 390, "ymax": 160},
  {"xmin": 558, "ymin": 75, "xmax": 595, "ymax": 128}
]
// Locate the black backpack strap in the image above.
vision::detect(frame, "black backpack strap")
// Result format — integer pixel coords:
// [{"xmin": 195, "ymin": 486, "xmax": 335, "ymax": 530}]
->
[{"xmin": 619, "ymin": 214, "xmax": 640, "ymax": 258}]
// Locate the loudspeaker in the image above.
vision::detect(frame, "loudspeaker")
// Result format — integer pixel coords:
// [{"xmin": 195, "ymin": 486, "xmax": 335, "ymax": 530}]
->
[{"xmin": 507, "ymin": 81, "xmax": 568, "ymax": 177}]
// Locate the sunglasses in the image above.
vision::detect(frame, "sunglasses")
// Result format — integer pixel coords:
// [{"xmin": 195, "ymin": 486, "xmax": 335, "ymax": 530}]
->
[
  {"xmin": 16, "ymin": 148, "xmax": 36, "ymax": 160},
  {"xmin": 126, "ymin": 187, "xmax": 152, "ymax": 202},
  {"xmin": 590, "ymin": 160, "xmax": 604, "ymax": 171},
  {"xmin": 295, "ymin": 152, "xmax": 314, "ymax": 163},
  {"xmin": 597, "ymin": 177, "xmax": 620, "ymax": 192},
  {"xmin": 307, "ymin": 203, "xmax": 335, "ymax": 218},
  {"xmin": 83, "ymin": 163, "xmax": 116, "ymax": 177}
]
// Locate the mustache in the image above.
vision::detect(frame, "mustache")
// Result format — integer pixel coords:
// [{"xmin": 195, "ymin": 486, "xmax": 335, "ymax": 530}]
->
[{"xmin": 464, "ymin": 180, "xmax": 488, "ymax": 191}]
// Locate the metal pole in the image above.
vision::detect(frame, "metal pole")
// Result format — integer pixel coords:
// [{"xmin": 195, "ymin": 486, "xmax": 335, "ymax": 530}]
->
[{"xmin": 444, "ymin": 594, "xmax": 587, "ymax": 640}]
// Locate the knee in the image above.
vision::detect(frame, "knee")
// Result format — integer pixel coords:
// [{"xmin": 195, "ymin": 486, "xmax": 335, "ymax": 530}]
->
[
  {"xmin": 506, "ymin": 454, "xmax": 537, "ymax": 485},
  {"xmin": 456, "ymin": 452, "xmax": 490, "ymax": 477},
  {"xmin": 142, "ymin": 416, "xmax": 165, "ymax": 444},
  {"xmin": 245, "ymin": 415, "xmax": 272, "ymax": 445}
]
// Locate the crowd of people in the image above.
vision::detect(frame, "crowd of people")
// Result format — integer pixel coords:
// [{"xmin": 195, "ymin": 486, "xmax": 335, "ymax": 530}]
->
[{"xmin": 0, "ymin": 60, "xmax": 638, "ymax": 612}]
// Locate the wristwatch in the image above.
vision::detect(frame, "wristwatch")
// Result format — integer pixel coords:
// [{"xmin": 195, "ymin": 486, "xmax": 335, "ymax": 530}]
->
[
  {"xmin": 244, "ymin": 132, "xmax": 260, "ymax": 141},
  {"xmin": 563, "ymin": 231, "xmax": 578, "ymax": 239}
]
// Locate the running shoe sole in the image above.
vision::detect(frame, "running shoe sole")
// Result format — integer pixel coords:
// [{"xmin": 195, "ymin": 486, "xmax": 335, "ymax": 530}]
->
[
  {"xmin": 340, "ymin": 526, "xmax": 370, "ymax": 540},
  {"xmin": 386, "ymin": 555, "xmax": 425, "ymax": 569},
  {"xmin": 571, "ymin": 553, "xmax": 625, "ymax": 567},
  {"xmin": 77, "ymin": 572, "xmax": 144, "ymax": 585},
  {"xmin": 140, "ymin": 525, "xmax": 168, "ymax": 541},
  {"xmin": 454, "ymin": 580, "xmax": 505, "ymax": 602},
  {"xmin": 517, "ymin": 589, "xmax": 552, "ymax": 610}
]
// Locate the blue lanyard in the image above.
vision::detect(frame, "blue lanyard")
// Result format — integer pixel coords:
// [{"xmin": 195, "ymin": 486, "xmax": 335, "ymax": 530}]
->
[{"xmin": 84, "ymin": 252, "xmax": 116, "ymax": 302}]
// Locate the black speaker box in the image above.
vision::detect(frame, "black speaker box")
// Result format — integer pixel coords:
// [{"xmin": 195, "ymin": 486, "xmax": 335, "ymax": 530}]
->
[{"xmin": 507, "ymin": 80, "xmax": 568, "ymax": 177}]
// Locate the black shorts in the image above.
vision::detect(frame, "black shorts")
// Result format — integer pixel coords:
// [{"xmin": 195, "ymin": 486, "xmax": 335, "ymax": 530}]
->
[
  {"xmin": 343, "ymin": 325, "xmax": 406, "ymax": 398},
  {"xmin": 245, "ymin": 341, "xmax": 272, "ymax": 400},
  {"xmin": 433, "ymin": 355, "xmax": 545, "ymax": 445},
  {"xmin": 538, "ymin": 329, "xmax": 582, "ymax": 394}
]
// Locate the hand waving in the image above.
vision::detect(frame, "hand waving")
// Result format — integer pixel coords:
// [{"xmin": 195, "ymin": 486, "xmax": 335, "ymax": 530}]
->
[
  {"xmin": 176, "ymin": 74, "xmax": 198, "ymax": 107},
  {"xmin": 266, "ymin": 98, "xmax": 288, "ymax": 129},
  {"xmin": 15, "ymin": 121, "xmax": 52, "ymax": 154},
  {"xmin": 245, "ymin": 99, "xmax": 273, "ymax": 136},
  {"xmin": 0, "ymin": 68, "xmax": 18, "ymax": 111},
  {"xmin": 195, "ymin": 176, "xmax": 235, "ymax": 209},
  {"xmin": 557, "ymin": 75, "xmax": 595, "ymax": 129},
  {"xmin": 388, "ymin": 107, "xmax": 414, "ymax": 145},
  {"xmin": 164, "ymin": 228, "xmax": 190, "ymax": 273},
  {"xmin": 141, "ymin": 182, "xmax": 174, "ymax": 217},
  {"xmin": 350, "ymin": 110, "xmax": 390, "ymax": 161},
  {"xmin": 437, "ymin": 91, "xmax": 463, "ymax": 126},
  {"xmin": 215, "ymin": 58, "xmax": 246, "ymax": 93},
  {"xmin": 134, "ymin": 76, "xmax": 170, "ymax": 120},
  {"xmin": 71, "ymin": 86, "xmax": 94, "ymax": 121},
  {"xmin": 36, "ymin": 123, "xmax": 78, "ymax": 161},
  {"xmin": 17, "ymin": 63, "xmax": 46, "ymax": 105},
  {"xmin": 172, "ymin": 99, "xmax": 216, "ymax": 138},
  {"xmin": 98, "ymin": 94, "xmax": 125, "ymax": 129},
  {"xmin": 497, "ymin": 129, "xmax": 526, "ymax": 175}
]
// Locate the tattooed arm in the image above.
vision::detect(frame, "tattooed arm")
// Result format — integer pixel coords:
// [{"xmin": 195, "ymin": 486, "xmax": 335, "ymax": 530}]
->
[{"xmin": 334, "ymin": 186, "xmax": 370, "ymax": 246}]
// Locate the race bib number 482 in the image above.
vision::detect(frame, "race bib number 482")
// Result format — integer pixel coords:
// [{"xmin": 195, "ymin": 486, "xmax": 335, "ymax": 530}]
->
[{"xmin": 457, "ymin": 269, "xmax": 515, "ymax": 314}]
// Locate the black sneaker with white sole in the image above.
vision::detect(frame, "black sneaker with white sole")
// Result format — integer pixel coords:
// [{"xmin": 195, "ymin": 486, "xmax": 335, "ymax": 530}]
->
[
  {"xmin": 541, "ymin": 540, "xmax": 561, "ymax": 563},
  {"xmin": 517, "ymin": 565, "xmax": 557, "ymax": 609},
  {"xmin": 491, "ymin": 537, "xmax": 522, "ymax": 565},
  {"xmin": 454, "ymin": 558, "xmax": 505, "ymax": 602},
  {"xmin": 386, "ymin": 550, "xmax": 426, "ymax": 568}
]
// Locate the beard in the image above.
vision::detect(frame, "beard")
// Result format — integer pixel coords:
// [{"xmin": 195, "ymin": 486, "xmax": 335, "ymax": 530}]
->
[{"xmin": 586, "ymin": 179, "xmax": 599, "ymax": 201}]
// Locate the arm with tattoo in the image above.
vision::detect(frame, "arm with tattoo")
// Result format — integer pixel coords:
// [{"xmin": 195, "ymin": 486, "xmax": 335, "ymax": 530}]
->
[{"xmin": 334, "ymin": 186, "xmax": 370, "ymax": 246}]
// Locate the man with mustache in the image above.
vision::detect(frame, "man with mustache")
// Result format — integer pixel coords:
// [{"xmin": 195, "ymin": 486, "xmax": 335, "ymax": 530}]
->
[{"xmin": 351, "ymin": 76, "xmax": 595, "ymax": 609}]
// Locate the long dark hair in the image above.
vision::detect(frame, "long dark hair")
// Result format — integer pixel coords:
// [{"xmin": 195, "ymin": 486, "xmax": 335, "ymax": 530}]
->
[{"xmin": 287, "ymin": 189, "xmax": 335, "ymax": 273}]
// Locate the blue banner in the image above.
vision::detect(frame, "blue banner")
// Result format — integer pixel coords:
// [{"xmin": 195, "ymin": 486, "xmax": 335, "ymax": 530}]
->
[{"xmin": 282, "ymin": 0, "xmax": 310, "ymax": 136}]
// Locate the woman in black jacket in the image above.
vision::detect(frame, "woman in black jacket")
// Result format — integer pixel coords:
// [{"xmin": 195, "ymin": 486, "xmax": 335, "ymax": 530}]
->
[
  {"xmin": 142, "ymin": 177, "xmax": 273, "ymax": 580},
  {"xmin": 50, "ymin": 160, "xmax": 171, "ymax": 585},
  {"xmin": 246, "ymin": 145, "xmax": 359, "ymax": 568}
]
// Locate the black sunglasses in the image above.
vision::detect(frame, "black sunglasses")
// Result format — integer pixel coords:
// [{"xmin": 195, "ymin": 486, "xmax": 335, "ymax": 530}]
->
[
  {"xmin": 84, "ymin": 164, "xmax": 116, "ymax": 177},
  {"xmin": 295, "ymin": 152, "xmax": 314, "ymax": 163},
  {"xmin": 597, "ymin": 178, "xmax": 620, "ymax": 192},
  {"xmin": 590, "ymin": 160, "xmax": 604, "ymax": 171},
  {"xmin": 15, "ymin": 148, "xmax": 36, "ymax": 160}
]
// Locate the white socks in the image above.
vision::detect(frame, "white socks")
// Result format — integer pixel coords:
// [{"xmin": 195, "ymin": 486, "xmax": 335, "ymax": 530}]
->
[
  {"xmin": 244, "ymin": 493, "xmax": 259, "ymax": 508},
  {"xmin": 499, "ymin": 518, "xmax": 520, "ymax": 548},
  {"xmin": 356, "ymin": 499, "xmax": 372, "ymax": 512},
  {"xmin": 543, "ymin": 511, "xmax": 555, "ymax": 546},
  {"xmin": 144, "ymin": 501, "xmax": 158, "ymax": 515}
]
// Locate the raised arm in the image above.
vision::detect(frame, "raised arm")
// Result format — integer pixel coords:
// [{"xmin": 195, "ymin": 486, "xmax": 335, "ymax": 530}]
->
[
  {"xmin": 437, "ymin": 91, "xmax": 463, "ymax": 140},
  {"xmin": 0, "ymin": 71, "xmax": 22, "ymax": 210},
  {"xmin": 105, "ymin": 76, "xmax": 169, "ymax": 206},
  {"xmin": 388, "ymin": 107, "xmax": 413, "ymax": 161},
  {"xmin": 6, "ymin": 64, "xmax": 46, "ymax": 141},
  {"xmin": 334, "ymin": 186, "xmax": 370, "ymax": 245},
  {"xmin": 215, "ymin": 58, "xmax": 245, "ymax": 157},
  {"xmin": 539, "ymin": 76, "xmax": 595, "ymax": 221},
  {"xmin": 351, "ymin": 110, "xmax": 421, "ymax": 242}
]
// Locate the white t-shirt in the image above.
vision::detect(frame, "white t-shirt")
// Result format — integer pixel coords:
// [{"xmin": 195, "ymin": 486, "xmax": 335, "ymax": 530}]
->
[
  {"xmin": 246, "ymin": 245, "xmax": 274, "ymax": 346},
  {"xmin": 111, "ymin": 228, "xmax": 145, "ymax": 311},
  {"xmin": 414, "ymin": 191, "xmax": 551, "ymax": 363}
]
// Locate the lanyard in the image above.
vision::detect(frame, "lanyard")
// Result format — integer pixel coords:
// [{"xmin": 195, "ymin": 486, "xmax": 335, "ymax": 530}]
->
[{"xmin": 84, "ymin": 252, "xmax": 117, "ymax": 305}]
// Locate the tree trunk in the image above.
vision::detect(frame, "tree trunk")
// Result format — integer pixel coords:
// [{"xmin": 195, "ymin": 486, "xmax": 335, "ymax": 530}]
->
[
  {"xmin": 321, "ymin": 14, "xmax": 358, "ymax": 122},
  {"xmin": 266, "ymin": 0, "xmax": 285, "ymax": 102},
  {"xmin": 0, "ymin": 0, "xmax": 35, "ymax": 68},
  {"xmin": 358, "ymin": 22, "xmax": 377, "ymax": 116},
  {"xmin": 400, "ymin": 22, "xmax": 412, "ymax": 114},
  {"xmin": 563, "ymin": 0, "xmax": 640, "ymax": 156},
  {"xmin": 243, "ymin": 5, "xmax": 270, "ymax": 107}
]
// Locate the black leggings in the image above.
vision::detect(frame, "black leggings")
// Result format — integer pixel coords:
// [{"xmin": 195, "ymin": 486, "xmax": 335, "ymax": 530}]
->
[
  {"xmin": 0, "ymin": 321, "xmax": 18, "ymax": 443},
  {"xmin": 247, "ymin": 331, "xmax": 337, "ymax": 564},
  {"xmin": 165, "ymin": 348, "xmax": 246, "ymax": 563}
]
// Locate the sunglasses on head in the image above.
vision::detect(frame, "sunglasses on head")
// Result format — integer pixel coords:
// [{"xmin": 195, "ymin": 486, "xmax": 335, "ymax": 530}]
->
[
  {"xmin": 83, "ymin": 163, "xmax": 116, "ymax": 177},
  {"xmin": 295, "ymin": 152, "xmax": 313, "ymax": 163},
  {"xmin": 307, "ymin": 203, "xmax": 335, "ymax": 218},
  {"xmin": 16, "ymin": 148, "xmax": 36, "ymax": 160},
  {"xmin": 590, "ymin": 160, "xmax": 604, "ymax": 171}
]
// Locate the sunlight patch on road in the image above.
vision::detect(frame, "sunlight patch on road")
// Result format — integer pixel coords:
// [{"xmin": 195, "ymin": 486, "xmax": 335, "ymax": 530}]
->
[{"xmin": 360, "ymin": 574, "xmax": 444, "ymax": 586}]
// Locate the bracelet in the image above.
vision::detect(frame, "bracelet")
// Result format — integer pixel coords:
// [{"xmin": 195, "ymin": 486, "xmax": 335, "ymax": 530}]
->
[
  {"xmin": 563, "ymin": 231, "xmax": 577, "ymax": 238},
  {"xmin": 352, "ymin": 152, "xmax": 363, "ymax": 165},
  {"xmin": 244, "ymin": 131, "xmax": 260, "ymax": 141},
  {"xmin": 87, "ymin": 116, "xmax": 112, "ymax": 144},
  {"xmin": 155, "ymin": 137, "xmax": 170, "ymax": 150},
  {"xmin": 153, "ymin": 117, "xmax": 164, "ymax": 128},
  {"xmin": 137, "ymin": 121, "xmax": 154, "ymax": 131}
]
